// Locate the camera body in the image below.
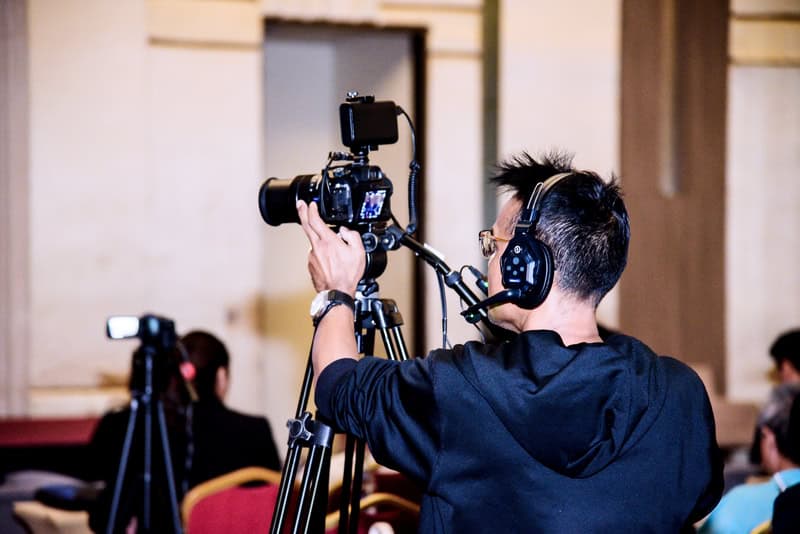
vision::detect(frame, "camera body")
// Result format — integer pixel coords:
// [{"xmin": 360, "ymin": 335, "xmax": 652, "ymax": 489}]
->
[
  {"xmin": 106, "ymin": 314, "xmax": 179, "ymax": 395},
  {"xmin": 259, "ymin": 164, "xmax": 392, "ymax": 228},
  {"xmin": 259, "ymin": 93, "xmax": 398, "ymax": 230}
]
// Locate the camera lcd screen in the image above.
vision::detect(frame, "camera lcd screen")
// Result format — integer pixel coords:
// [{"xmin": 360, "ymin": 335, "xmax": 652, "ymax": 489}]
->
[
  {"xmin": 107, "ymin": 316, "xmax": 140, "ymax": 339},
  {"xmin": 359, "ymin": 190, "xmax": 387, "ymax": 220}
]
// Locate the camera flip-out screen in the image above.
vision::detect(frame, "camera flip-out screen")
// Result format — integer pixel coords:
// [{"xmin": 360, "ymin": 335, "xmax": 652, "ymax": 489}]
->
[
  {"xmin": 107, "ymin": 316, "xmax": 140, "ymax": 339},
  {"xmin": 359, "ymin": 190, "xmax": 387, "ymax": 220}
]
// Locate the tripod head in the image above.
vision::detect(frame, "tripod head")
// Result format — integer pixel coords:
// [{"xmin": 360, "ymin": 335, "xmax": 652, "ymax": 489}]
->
[{"xmin": 362, "ymin": 247, "xmax": 388, "ymax": 284}]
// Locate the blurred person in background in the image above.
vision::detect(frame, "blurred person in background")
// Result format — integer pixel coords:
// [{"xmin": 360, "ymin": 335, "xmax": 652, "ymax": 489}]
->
[
  {"xmin": 769, "ymin": 329, "xmax": 800, "ymax": 384},
  {"xmin": 88, "ymin": 330, "xmax": 281, "ymax": 533},
  {"xmin": 699, "ymin": 383, "xmax": 800, "ymax": 534}
]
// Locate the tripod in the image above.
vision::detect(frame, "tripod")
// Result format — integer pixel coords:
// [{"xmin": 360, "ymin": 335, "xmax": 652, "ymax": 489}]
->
[
  {"xmin": 270, "ymin": 264, "xmax": 409, "ymax": 533},
  {"xmin": 106, "ymin": 342, "xmax": 183, "ymax": 534}
]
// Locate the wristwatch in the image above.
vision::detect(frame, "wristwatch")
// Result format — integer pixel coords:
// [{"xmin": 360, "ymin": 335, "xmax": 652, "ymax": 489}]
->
[{"xmin": 310, "ymin": 290, "xmax": 356, "ymax": 326}]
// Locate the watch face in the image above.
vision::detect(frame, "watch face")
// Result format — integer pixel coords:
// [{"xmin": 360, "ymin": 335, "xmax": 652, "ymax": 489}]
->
[{"xmin": 310, "ymin": 291, "xmax": 329, "ymax": 317}]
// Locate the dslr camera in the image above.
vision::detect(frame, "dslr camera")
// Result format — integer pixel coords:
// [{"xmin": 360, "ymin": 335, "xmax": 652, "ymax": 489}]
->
[{"xmin": 258, "ymin": 93, "xmax": 398, "ymax": 230}]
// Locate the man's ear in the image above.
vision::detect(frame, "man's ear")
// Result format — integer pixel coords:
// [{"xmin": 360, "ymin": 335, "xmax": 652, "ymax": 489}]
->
[{"xmin": 215, "ymin": 367, "xmax": 229, "ymax": 401}]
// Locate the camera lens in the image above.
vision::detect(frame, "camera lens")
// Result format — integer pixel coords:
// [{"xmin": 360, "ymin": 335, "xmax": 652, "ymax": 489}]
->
[{"xmin": 258, "ymin": 175, "xmax": 317, "ymax": 226}]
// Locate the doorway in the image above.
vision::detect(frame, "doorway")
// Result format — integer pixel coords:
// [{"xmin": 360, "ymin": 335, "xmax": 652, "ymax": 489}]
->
[{"xmin": 259, "ymin": 21, "xmax": 425, "ymax": 430}]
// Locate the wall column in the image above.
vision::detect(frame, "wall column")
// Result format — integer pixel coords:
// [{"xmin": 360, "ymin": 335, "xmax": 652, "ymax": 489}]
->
[
  {"xmin": 620, "ymin": 0, "xmax": 728, "ymax": 392},
  {"xmin": 0, "ymin": 0, "xmax": 30, "ymax": 415}
]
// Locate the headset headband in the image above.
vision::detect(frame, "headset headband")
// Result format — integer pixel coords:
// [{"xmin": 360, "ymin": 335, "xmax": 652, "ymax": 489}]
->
[{"xmin": 522, "ymin": 172, "xmax": 573, "ymax": 226}]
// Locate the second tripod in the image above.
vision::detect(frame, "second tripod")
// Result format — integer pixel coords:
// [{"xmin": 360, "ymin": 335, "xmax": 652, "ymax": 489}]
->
[{"xmin": 104, "ymin": 314, "xmax": 184, "ymax": 534}]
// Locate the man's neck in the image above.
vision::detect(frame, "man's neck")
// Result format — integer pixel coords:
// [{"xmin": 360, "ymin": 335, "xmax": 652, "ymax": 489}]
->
[{"xmin": 519, "ymin": 290, "xmax": 602, "ymax": 346}]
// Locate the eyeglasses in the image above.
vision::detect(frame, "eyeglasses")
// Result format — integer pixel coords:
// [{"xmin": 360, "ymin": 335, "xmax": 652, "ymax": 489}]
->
[{"xmin": 478, "ymin": 229, "xmax": 510, "ymax": 259}]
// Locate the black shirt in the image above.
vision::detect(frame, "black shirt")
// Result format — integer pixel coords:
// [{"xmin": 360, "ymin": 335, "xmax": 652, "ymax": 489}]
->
[{"xmin": 317, "ymin": 331, "xmax": 723, "ymax": 533}]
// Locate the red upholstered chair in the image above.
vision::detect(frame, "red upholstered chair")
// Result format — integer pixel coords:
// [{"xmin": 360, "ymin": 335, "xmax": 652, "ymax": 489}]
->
[{"xmin": 181, "ymin": 467, "xmax": 282, "ymax": 534}]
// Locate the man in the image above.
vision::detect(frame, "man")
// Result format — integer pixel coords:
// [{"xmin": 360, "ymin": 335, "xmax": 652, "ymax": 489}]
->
[
  {"xmin": 297, "ymin": 152, "xmax": 722, "ymax": 532},
  {"xmin": 88, "ymin": 330, "xmax": 281, "ymax": 533},
  {"xmin": 770, "ymin": 329, "xmax": 800, "ymax": 384},
  {"xmin": 700, "ymin": 383, "xmax": 800, "ymax": 534}
]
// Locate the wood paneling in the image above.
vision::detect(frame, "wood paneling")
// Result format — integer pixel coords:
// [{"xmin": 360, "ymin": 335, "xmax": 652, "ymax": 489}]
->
[{"xmin": 620, "ymin": 0, "xmax": 728, "ymax": 393}]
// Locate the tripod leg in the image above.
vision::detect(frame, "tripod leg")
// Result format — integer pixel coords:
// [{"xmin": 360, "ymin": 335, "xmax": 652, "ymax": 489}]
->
[
  {"xmin": 143, "ymin": 394, "xmax": 153, "ymax": 531},
  {"xmin": 106, "ymin": 400, "xmax": 140, "ymax": 534},
  {"xmin": 388, "ymin": 326, "xmax": 410, "ymax": 361},
  {"xmin": 338, "ymin": 435, "xmax": 356, "ymax": 531},
  {"xmin": 271, "ymin": 356, "xmax": 316, "ymax": 534},
  {"xmin": 348, "ymin": 440, "xmax": 366, "ymax": 534},
  {"xmin": 377, "ymin": 328, "xmax": 395, "ymax": 360},
  {"xmin": 156, "ymin": 400, "xmax": 184, "ymax": 534},
  {"xmin": 301, "ymin": 441, "xmax": 331, "ymax": 534},
  {"xmin": 291, "ymin": 420, "xmax": 333, "ymax": 534},
  {"xmin": 271, "ymin": 444, "xmax": 303, "ymax": 533}
]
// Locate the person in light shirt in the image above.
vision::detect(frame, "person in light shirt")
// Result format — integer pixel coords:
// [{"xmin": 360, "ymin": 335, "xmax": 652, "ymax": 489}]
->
[{"xmin": 699, "ymin": 383, "xmax": 800, "ymax": 534}]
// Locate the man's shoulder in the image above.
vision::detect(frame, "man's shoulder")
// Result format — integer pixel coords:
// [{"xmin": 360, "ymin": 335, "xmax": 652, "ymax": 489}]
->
[
  {"xmin": 607, "ymin": 334, "xmax": 707, "ymax": 388},
  {"xmin": 422, "ymin": 340, "xmax": 496, "ymax": 379},
  {"xmin": 655, "ymin": 354, "xmax": 710, "ymax": 398}
]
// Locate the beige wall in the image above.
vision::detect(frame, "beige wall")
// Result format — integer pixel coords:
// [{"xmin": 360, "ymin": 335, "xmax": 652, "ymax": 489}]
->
[
  {"xmin": 726, "ymin": 0, "xmax": 800, "ymax": 402},
  {"xmin": 726, "ymin": 65, "xmax": 800, "ymax": 402},
  {"xmin": 4, "ymin": 0, "xmax": 800, "ymax": 426},
  {"xmin": 24, "ymin": 0, "xmax": 269, "ymax": 419},
  {"xmin": 7, "ymin": 0, "xmax": 490, "ymax": 436}
]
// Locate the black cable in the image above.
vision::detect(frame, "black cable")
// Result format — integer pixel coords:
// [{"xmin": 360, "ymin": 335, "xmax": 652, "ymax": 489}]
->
[
  {"xmin": 397, "ymin": 106, "xmax": 419, "ymax": 236},
  {"xmin": 459, "ymin": 265, "xmax": 489, "ymax": 343},
  {"xmin": 397, "ymin": 107, "xmax": 417, "ymax": 163},
  {"xmin": 436, "ymin": 272, "xmax": 451, "ymax": 349},
  {"xmin": 462, "ymin": 264, "xmax": 489, "ymax": 295}
]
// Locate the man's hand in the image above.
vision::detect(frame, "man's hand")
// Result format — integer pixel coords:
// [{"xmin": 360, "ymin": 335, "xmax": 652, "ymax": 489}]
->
[
  {"xmin": 296, "ymin": 201, "xmax": 361, "ymax": 376},
  {"xmin": 296, "ymin": 201, "xmax": 365, "ymax": 296}
]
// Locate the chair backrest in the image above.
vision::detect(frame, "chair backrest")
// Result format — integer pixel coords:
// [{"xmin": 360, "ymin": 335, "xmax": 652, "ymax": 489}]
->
[
  {"xmin": 324, "ymin": 492, "xmax": 420, "ymax": 534},
  {"xmin": 749, "ymin": 519, "xmax": 771, "ymax": 534},
  {"xmin": 182, "ymin": 466, "xmax": 282, "ymax": 534}
]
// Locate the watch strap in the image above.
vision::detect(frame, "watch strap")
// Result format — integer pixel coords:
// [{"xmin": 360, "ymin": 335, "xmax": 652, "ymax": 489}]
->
[{"xmin": 312, "ymin": 290, "xmax": 355, "ymax": 326}]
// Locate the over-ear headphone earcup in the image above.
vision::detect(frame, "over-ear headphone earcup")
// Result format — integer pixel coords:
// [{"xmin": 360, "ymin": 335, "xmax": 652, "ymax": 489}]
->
[{"xmin": 500, "ymin": 236, "xmax": 554, "ymax": 309}]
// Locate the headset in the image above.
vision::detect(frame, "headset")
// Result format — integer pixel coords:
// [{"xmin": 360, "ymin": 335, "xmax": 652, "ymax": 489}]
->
[
  {"xmin": 501, "ymin": 172, "xmax": 571, "ymax": 309},
  {"xmin": 462, "ymin": 172, "xmax": 571, "ymax": 322}
]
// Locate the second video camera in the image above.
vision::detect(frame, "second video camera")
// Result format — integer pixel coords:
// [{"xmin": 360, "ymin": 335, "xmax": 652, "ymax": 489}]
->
[{"xmin": 258, "ymin": 93, "xmax": 398, "ymax": 230}]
